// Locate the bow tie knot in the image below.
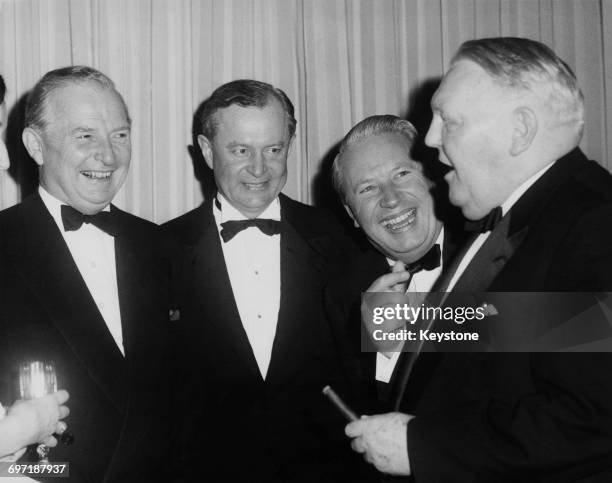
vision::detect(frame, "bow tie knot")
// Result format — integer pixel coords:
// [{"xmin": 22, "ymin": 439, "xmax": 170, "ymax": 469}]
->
[
  {"xmin": 405, "ymin": 244, "xmax": 441, "ymax": 275},
  {"xmin": 220, "ymin": 218, "xmax": 282, "ymax": 242},
  {"xmin": 61, "ymin": 205, "xmax": 117, "ymax": 236},
  {"xmin": 464, "ymin": 206, "xmax": 503, "ymax": 233}
]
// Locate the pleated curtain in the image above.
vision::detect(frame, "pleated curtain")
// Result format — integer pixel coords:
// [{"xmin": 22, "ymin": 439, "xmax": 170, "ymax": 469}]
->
[{"xmin": 1, "ymin": 0, "xmax": 611, "ymax": 223}]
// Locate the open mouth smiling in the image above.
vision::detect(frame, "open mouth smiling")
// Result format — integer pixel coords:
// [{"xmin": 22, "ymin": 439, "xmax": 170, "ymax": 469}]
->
[
  {"xmin": 380, "ymin": 208, "xmax": 416, "ymax": 233},
  {"xmin": 243, "ymin": 181, "xmax": 269, "ymax": 190},
  {"xmin": 81, "ymin": 170, "xmax": 112, "ymax": 180}
]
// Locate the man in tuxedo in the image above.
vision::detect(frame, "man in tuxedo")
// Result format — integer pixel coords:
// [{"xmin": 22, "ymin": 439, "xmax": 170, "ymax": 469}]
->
[
  {"xmin": 0, "ymin": 73, "xmax": 72, "ymax": 468},
  {"xmin": 164, "ymin": 79, "xmax": 357, "ymax": 481},
  {"xmin": 325, "ymin": 115, "xmax": 465, "ymax": 416},
  {"xmin": 346, "ymin": 38, "xmax": 612, "ymax": 482},
  {"xmin": 0, "ymin": 66, "xmax": 171, "ymax": 482}
]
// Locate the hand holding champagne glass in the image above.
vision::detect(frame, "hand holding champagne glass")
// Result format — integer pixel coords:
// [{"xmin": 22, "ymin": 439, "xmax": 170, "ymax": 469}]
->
[{"xmin": 16, "ymin": 361, "xmax": 71, "ymax": 462}]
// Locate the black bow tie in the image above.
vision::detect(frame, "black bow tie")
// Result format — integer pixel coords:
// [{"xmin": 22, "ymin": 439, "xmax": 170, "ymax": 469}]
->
[
  {"xmin": 220, "ymin": 218, "xmax": 282, "ymax": 242},
  {"xmin": 464, "ymin": 206, "xmax": 502, "ymax": 233},
  {"xmin": 61, "ymin": 205, "xmax": 117, "ymax": 236},
  {"xmin": 405, "ymin": 244, "xmax": 441, "ymax": 275}
]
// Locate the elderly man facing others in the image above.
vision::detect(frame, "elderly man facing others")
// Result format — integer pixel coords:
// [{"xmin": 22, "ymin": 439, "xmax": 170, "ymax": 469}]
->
[{"xmin": 346, "ymin": 37, "xmax": 612, "ymax": 483}]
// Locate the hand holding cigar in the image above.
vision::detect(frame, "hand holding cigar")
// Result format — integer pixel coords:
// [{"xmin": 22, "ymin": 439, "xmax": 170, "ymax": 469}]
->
[{"xmin": 322, "ymin": 385, "xmax": 359, "ymax": 422}]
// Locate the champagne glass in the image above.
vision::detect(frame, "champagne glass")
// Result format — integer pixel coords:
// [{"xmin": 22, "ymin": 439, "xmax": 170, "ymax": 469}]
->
[{"xmin": 18, "ymin": 361, "xmax": 58, "ymax": 462}]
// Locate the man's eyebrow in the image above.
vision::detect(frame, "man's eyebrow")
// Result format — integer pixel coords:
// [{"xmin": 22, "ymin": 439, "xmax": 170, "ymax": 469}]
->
[
  {"xmin": 70, "ymin": 126, "xmax": 95, "ymax": 134},
  {"xmin": 354, "ymin": 177, "xmax": 375, "ymax": 190}
]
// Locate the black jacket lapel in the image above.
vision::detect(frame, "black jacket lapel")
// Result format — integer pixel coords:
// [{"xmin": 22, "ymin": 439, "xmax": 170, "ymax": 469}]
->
[
  {"xmin": 7, "ymin": 194, "xmax": 126, "ymax": 413},
  {"xmin": 265, "ymin": 197, "xmax": 329, "ymax": 385},
  {"xmin": 185, "ymin": 201, "xmax": 263, "ymax": 384}
]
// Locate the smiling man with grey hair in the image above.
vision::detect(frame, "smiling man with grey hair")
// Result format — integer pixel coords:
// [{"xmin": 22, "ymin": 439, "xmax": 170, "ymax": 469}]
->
[
  {"xmin": 0, "ymin": 66, "xmax": 171, "ymax": 481},
  {"xmin": 325, "ymin": 116, "xmax": 467, "ymax": 455}
]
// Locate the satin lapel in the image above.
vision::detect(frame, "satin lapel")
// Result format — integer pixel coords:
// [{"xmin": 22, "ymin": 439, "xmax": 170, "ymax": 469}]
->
[
  {"xmin": 452, "ymin": 214, "xmax": 525, "ymax": 293},
  {"xmin": 266, "ymin": 216, "xmax": 325, "ymax": 386},
  {"xmin": 189, "ymin": 208, "xmax": 263, "ymax": 384},
  {"xmin": 112, "ymin": 207, "xmax": 166, "ymax": 379},
  {"xmin": 390, "ymin": 227, "xmax": 476, "ymax": 410},
  {"xmin": 8, "ymin": 196, "xmax": 126, "ymax": 413},
  {"xmin": 391, "ymin": 155, "xmax": 578, "ymax": 407}
]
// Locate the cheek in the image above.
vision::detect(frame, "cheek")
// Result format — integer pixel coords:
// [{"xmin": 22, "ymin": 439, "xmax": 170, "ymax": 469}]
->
[
  {"xmin": 269, "ymin": 160, "xmax": 288, "ymax": 178},
  {"xmin": 116, "ymin": 144, "xmax": 131, "ymax": 164}
]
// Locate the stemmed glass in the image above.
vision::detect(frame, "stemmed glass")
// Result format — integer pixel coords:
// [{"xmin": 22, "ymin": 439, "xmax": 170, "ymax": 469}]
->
[{"xmin": 18, "ymin": 361, "xmax": 58, "ymax": 462}]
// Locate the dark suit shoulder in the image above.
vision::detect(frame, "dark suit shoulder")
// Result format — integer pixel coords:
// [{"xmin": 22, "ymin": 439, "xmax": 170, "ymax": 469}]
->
[
  {"xmin": 161, "ymin": 203, "xmax": 210, "ymax": 245},
  {"xmin": 113, "ymin": 205, "xmax": 159, "ymax": 231},
  {"xmin": 0, "ymin": 198, "xmax": 27, "ymax": 230},
  {"xmin": 280, "ymin": 194, "xmax": 344, "ymax": 235}
]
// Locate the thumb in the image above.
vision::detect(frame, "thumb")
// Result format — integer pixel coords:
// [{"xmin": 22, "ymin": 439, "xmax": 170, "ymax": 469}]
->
[{"xmin": 391, "ymin": 260, "xmax": 407, "ymax": 273}]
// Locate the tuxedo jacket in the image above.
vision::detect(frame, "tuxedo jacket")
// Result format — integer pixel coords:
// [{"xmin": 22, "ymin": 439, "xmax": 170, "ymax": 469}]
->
[
  {"xmin": 404, "ymin": 149, "xmax": 612, "ymax": 483},
  {"xmin": 0, "ymin": 193, "xmax": 171, "ymax": 483},
  {"xmin": 324, "ymin": 228, "xmax": 465, "ymax": 417},
  {"xmin": 163, "ymin": 193, "xmax": 361, "ymax": 482}
]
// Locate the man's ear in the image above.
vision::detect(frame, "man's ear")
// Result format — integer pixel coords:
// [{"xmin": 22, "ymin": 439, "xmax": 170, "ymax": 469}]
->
[
  {"xmin": 197, "ymin": 134, "xmax": 214, "ymax": 170},
  {"xmin": 343, "ymin": 203, "xmax": 360, "ymax": 228},
  {"xmin": 287, "ymin": 134, "xmax": 296, "ymax": 158},
  {"xmin": 22, "ymin": 127, "xmax": 45, "ymax": 166},
  {"xmin": 510, "ymin": 107, "xmax": 537, "ymax": 156}
]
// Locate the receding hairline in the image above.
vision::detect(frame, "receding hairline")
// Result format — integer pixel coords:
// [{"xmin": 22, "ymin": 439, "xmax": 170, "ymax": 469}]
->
[
  {"xmin": 27, "ymin": 76, "xmax": 131, "ymax": 132},
  {"xmin": 333, "ymin": 116, "xmax": 419, "ymax": 202},
  {"xmin": 448, "ymin": 37, "xmax": 584, "ymax": 127}
]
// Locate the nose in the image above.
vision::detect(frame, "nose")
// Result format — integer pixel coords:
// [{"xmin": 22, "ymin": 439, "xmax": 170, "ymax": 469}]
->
[
  {"xmin": 95, "ymin": 138, "xmax": 115, "ymax": 166},
  {"xmin": 380, "ymin": 183, "xmax": 400, "ymax": 209},
  {"xmin": 247, "ymin": 151, "xmax": 267, "ymax": 177},
  {"xmin": 424, "ymin": 116, "xmax": 441, "ymax": 149}
]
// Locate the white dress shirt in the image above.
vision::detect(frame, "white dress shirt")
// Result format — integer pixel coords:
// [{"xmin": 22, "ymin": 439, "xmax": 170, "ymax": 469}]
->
[
  {"xmin": 39, "ymin": 187, "xmax": 124, "ymax": 355},
  {"xmin": 213, "ymin": 194, "xmax": 281, "ymax": 379},
  {"xmin": 446, "ymin": 162, "xmax": 555, "ymax": 292},
  {"xmin": 375, "ymin": 229, "xmax": 445, "ymax": 382}
]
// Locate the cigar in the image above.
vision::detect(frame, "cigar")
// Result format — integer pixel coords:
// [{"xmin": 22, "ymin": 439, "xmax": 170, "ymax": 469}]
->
[{"xmin": 322, "ymin": 385, "xmax": 358, "ymax": 422}]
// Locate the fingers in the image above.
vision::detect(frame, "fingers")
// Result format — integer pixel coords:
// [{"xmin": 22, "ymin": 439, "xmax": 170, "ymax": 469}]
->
[
  {"xmin": 58, "ymin": 405, "xmax": 70, "ymax": 420},
  {"xmin": 391, "ymin": 260, "xmax": 406, "ymax": 273},
  {"xmin": 56, "ymin": 421, "xmax": 67, "ymax": 435},
  {"xmin": 367, "ymin": 271, "xmax": 411, "ymax": 292},
  {"xmin": 351, "ymin": 437, "xmax": 366, "ymax": 453},
  {"xmin": 345, "ymin": 420, "xmax": 364, "ymax": 438},
  {"xmin": 51, "ymin": 390, "xmax": 70, "ymax": 405},
  {"xmin": 41, "ymin": 435, "xmax": 58, "ymax": 448}
]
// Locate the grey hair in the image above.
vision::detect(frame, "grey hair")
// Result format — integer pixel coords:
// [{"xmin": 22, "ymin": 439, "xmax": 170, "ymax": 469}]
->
[
  {"xmin": 332, "ymin": 115, "xmax": 417, "ymax": 203},
  {"xmin": 24, "ymin": 65, "xmax": 130, "ymax": 131},
  {"xmin": 453, "ymin": 37, "xmax": 584, "ymax": 131}
]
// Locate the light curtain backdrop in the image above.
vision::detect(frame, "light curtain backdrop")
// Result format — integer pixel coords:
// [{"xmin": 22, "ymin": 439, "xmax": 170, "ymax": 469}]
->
[{"xmin": 1, "ymin": 0, "xmax": 611, "ymax": 223}]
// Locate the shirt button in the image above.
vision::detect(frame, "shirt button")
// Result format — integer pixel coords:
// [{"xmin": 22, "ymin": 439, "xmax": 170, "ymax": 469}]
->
[
  {"xmin": 254, "ymin": 270, "xmax": 259, "ymax": 275},
  {"xmin": 257, "ymin": 314, "xmax": 262, "ymax": 319}
]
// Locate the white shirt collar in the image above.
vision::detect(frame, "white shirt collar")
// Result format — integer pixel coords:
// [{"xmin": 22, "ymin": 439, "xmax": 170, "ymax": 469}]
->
[
  {"xmin": 500, "ymin": 162, "xmax": 555, "ymax": 216},
  {"xmin": 215, "ymin": 193, "xmax": 281, "ymax": 223}
]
